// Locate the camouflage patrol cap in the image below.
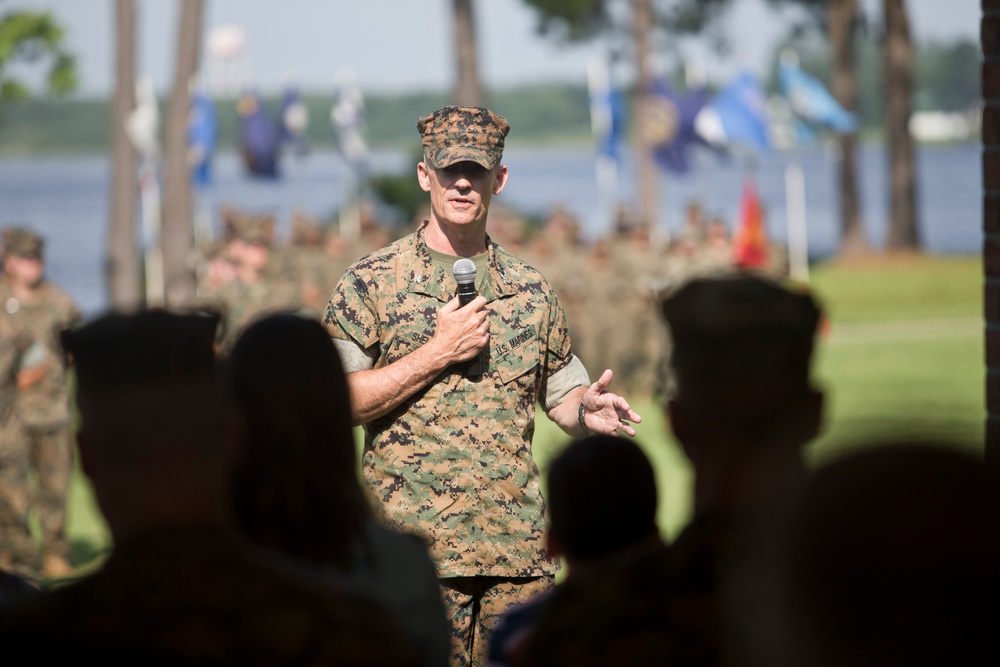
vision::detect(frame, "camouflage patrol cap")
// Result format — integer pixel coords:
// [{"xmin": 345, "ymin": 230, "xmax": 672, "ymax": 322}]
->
[
  {"xmin": 661, "ymin": 275, "xmax": 821, "ymax": 391},
  {"xmin": 1, "ymin": 227, "xmax": 44, "ymax": 259},
  {"xmin": 417, "ymin": 106, "xmax": 510, "ymax": 170},
  {"xmin": 61, "ymin": 310, "xmax": 220, "ymax": 390},
  {"xmin": 230, "ymin": 214, "xmax": 275, "ymax": 247}
]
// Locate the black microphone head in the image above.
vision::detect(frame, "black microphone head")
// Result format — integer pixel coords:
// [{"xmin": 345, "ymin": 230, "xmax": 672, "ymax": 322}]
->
[{"xmin": 453, "ymin": 258, "xmax": 477, "ymax": 286}]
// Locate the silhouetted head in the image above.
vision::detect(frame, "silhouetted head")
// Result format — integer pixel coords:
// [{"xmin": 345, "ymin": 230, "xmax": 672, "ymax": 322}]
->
[
  {"xmin": 546, "ymin": 435, "xmax": 658, "ymax": 565},
  {"xmin": 60, "ymin": 310, "xmax": 226, "ymax": 537},
  {"xmin": 662, "ymin": 275, "xmax": 823, "ymax": 456},
  {"xmin": 225, "ymin": 313, "xmax": 368, "ymax": 566}
]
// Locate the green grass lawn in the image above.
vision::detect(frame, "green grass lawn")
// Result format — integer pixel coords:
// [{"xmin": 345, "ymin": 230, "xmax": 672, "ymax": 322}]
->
[{"xmin": 62, "ymin": 255, "xmax": 986, "ymax": 565}]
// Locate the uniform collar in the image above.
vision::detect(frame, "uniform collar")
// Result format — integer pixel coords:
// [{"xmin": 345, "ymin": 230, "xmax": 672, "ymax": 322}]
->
[{"xmin": 405, "ymin": 221, "xmax": 517, "ymax": 303}]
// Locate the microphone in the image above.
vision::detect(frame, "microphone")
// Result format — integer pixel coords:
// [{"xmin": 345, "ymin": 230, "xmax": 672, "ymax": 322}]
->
[
  {"xmin": 453, "ymin": 258, "xmax": 478, "ymax": 307},
  {"xmin": 452, "ymin": 258, "xmax": 484, "ymax": 377}
]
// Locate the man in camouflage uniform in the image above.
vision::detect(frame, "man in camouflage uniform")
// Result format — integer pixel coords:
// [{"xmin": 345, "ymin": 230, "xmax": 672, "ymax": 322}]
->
[
  {"xmin": 0, "ymin": 312, "xmax": 47, "ymax": 577},
  {"xmin": 0, "ymin": 227, "xmax": 81, "ymax": 577},
  {"xmin": 0, "ymin": 310, "xmax": 421, "ymax": 665},
  {"xmin": 205, "ymin": 215, "xmax": 300, "ymax": 347},
  {"xmin": 324, "ymin": 106, "xmax": 641, "ymax": 667},
  {"xmin": 517, "ymin": 275, "xmax": 824, "ymax": 667}
]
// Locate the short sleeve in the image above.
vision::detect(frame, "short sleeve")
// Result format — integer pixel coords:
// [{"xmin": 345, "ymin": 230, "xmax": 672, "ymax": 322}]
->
[
  {"xmin": 538, "ymin": 284, "xmax": 578, "ymax": 408},
  {"xmin": 323, "ymin": 268, "xmax": 380, "ymax": 354}
]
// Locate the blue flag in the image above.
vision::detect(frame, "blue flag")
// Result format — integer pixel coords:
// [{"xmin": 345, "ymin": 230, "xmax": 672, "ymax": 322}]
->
[
  {"xmin": 646, "ymin": 79, "xmax": 709, "ymax": 174},
  {"xmin": 779, "ymin": 61, "xmax": 856, "ymax": 133},
  {"xmin": 188, "ymin": 91, "xmax": 217, "ymax": 188},
  {"xmin": 237, "ymin": 91, "xmax": 280, "ymax": 179},
  {"xmin": 697, "ymin": 72, "xmax": 771, "ymax": 151},
  {"xmin": 278, "ymin": 85, "xmax": 309, "ymax": 156}
]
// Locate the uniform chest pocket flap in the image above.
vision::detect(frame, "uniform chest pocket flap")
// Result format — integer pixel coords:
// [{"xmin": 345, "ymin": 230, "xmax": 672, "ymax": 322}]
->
[
  {"xmin": 493, "ymin": 324, "xmax": 540, "ymax": 385},
  {"xmin": 384, "ymin": 328, "xmax": 432, "ymax": 365}
]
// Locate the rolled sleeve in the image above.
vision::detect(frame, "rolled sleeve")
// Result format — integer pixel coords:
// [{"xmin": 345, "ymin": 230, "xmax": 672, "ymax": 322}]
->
[
  {"xmin": 543, "ymin": 354, "xmax": 590, "ymax": 410},
  {"xmin": 333, "ymin": 338, "xmax": 376, "ymax": 373}
]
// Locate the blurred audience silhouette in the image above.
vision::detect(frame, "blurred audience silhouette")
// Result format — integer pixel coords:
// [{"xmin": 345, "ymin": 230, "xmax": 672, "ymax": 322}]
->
[
  {"xmin": 488, "ymin": 435, "xmax": 660, "ymax": 667},
  {"xmin": 0, "ymin": 310, "xmax": 419, "ymax": 665},
  {"xmin": 225, "ymin": 313, "xmax": 449, "ymax": 667}
]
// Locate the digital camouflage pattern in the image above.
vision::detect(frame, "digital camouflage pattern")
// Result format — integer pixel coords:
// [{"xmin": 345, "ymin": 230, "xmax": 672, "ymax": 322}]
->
[
  {"xmin": 1, "ymin": 227, "xmax": 44, "ymax": 258},
  {"xmin": 441, "ymin": 575, "xmax": 553, "ymax": 667},
  {"xmin": 206, "ymin": 276, "xmax": 301, "ymax": 348},
  {"xmin": 0, "ymin": 276, "xmax": 80, "ymax": 563},
  {"xmin": 0, "ymin": 314, "xmax": 38, "ymax": 574},
  {"xmin": 0, "ymin": 278, "xmax": 80, "ymax": 429},
  {"xmin": 0, "ymin": 525, "xmax": 422, "ymax": 665},
  {"xmin": 324, "ymin": 224, "xmax": 574, "ymax": 578},
  {"xmin": 418, "ymin": 107, "xmax": 510, "ymax": 171},
  {"xmin": 517, "ymin": 515, "xmax": 737, "ymax": 667}
]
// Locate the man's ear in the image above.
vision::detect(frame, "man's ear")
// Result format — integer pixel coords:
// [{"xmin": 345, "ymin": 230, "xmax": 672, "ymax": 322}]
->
[
  {"xmin": 492, "ymin": 164, "xmax": 509, "ymax": 195},
  {"xmin": 416, "ymin": 161, "xmax": 432, "ymax": 193}
]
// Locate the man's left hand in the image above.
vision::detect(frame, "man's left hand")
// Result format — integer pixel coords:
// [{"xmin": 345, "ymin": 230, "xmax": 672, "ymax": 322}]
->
[{"xmin": 581, "ymin": 369, "xmax": 642, "ymax": 437}]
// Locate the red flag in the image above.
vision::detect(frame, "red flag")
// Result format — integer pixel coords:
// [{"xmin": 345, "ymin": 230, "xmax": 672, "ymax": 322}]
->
[{"xmin": 733, "ymin": 177, "xmax": 769, "ymax": 269}]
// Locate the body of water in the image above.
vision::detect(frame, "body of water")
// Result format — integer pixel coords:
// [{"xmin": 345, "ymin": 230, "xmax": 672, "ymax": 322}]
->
[{"xmin": 0, "ymin": 142, "xmax": 981, "ymax": 315}]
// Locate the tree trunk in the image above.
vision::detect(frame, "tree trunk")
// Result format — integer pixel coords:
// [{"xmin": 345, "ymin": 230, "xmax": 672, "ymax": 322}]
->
[
  {"xmin": 161, "ymin": 0, "xmax": 203, "ymax": 307},
  {"xmin": 829, "ymin": 0, "xmax": 870, "ymax": 256},
  {"xmin": 452, "ymin": 0, "xmax": 483, "ymax": 106},
  {"xmin": 107, "ymin": 0, "xmax": 142, "ymax": 309},
  {"xmin": 883, "ymin": 0, "xmax": 920, "ymax": 251},
  {"xmin": 632, "ymin": 0, "xmax": 659, "ymax": 235}
]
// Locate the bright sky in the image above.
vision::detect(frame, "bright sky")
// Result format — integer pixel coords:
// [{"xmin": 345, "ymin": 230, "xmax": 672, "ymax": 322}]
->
[{"xmin": 4, "ymin": 0, "xmax": 982, "ymax": 96}]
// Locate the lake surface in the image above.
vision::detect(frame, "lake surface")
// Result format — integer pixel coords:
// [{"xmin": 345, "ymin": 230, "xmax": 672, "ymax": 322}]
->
[{"xmin": 0, "ymin": 142, "xmax": 982, "ymax": 315}]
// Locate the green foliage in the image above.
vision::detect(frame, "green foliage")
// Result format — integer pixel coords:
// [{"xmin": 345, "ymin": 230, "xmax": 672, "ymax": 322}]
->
[
  {"xmin": 521, "ymin": 0, "xmax": 610, "ymax": 40},
  {"xmin": 915, "ymin": 40, "xmax": 980, "ymax": 112},
  {"xmin": 369, "ymin": 150, "xmax": 427, "ymax": 226},
  {"xmin": 0, "ymin": 4, "xmax": 77, "ymax": 104},
  {"xmin": 0, "ymin": 83, "xmax": 597, "ymax": 155}
]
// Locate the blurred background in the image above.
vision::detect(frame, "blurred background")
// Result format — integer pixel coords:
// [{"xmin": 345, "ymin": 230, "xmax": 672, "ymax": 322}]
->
[{"xmin": 0, "ymin": 0, "xmax": 984, "ymax": 563}]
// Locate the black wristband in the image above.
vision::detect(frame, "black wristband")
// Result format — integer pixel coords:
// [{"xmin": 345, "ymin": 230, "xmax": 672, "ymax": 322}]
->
[{"xmin": 578, "ymin": 402, "xmax": 591, "ymax": 437}]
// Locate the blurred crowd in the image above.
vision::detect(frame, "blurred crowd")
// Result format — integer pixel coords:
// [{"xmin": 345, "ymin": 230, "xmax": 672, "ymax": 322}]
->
[{"xmin": 198, "ymin": 199, "xmax": 788, "ymax": 397}]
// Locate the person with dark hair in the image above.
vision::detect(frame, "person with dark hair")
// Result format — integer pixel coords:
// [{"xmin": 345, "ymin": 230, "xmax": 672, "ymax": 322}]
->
[
  {"xmin": 518, "ymin": 274, "xmax": 824, "ymax": 667},
  {"xmin": 737, "ymin": 443, "xmax": 1000, "ymax": 667},
  {"xmin": 0, "ymin": 310, "xmax": 420, "ymax": 666},
  {"xmin": 487, "ymin": 435, "xmax": 661, "ymax": 667},
  {"xmin": 226, "ymin": 313, "xmax": 449, "ymax": 667}
]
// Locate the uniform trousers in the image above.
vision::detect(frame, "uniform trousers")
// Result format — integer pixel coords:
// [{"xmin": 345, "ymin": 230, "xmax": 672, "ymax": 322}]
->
[{"xmin": 440, "ymin": 574, "xmax": 554, "ymax": 667}]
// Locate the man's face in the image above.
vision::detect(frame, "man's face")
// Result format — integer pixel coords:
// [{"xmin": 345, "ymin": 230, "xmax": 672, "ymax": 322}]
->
[
  {"xmin": 4, "ymin": 253, "xmax": 44, "ymax": 287},
  {"xmin": 417, "ymin": 160, "xmax": 508, "ymax": 230}
]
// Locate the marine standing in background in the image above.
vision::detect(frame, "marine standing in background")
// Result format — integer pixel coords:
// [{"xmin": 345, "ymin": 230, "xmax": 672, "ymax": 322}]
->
[
  {"xmin": 204, "ymin": 214, "xmax": 299, "ymax": 346},
  {"xmin": 0, "ymin": 227, "xmax": 80, "ymax": 578},
  {"xmin": 325, "ymin": 106, "xmax": 641, "ymax": 667},
  {"xmin": 0, "ymin": 310, "xmax": 46, "ymax": 578}
]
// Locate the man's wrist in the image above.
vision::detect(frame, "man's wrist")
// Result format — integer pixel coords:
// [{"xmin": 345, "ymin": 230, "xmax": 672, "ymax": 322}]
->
[{"xmin": 578, "ymin": 401, "xmax": 591, "ymax": 437}]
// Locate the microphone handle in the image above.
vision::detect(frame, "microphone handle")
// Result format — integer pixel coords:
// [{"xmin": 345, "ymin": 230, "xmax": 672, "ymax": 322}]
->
[{"xmin": 455, "ymin": 285, "xmax": 483, "ymax": 377}]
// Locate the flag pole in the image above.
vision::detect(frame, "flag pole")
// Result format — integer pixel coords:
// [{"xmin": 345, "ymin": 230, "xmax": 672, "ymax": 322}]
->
[{"xmin": 785, "ymin": 160, "xmax": 810, "ymax": 283}]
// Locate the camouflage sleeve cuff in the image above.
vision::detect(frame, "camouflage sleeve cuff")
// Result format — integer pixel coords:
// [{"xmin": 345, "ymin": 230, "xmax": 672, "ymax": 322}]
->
[
  {"xmin": 544, "ymin": 354, "xmax": 590, "ymax": 410},
  {"xmin": 333, "ymin": 338, "xmax": 376, "ymax": 373}
]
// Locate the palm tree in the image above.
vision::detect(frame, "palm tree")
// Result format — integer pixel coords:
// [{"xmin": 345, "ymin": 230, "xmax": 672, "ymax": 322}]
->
[
  {"xmin": 452, "ymin": 0, "xmax": 484, "ymax": 106},
  {"xmin": 883, "ymin": 0, "xmax": 919, "ymax": 251},
  {"xmin": 161, "ymin": 0, "xmax": 203, "ymax": 306},
  {"xmin": 829, "ymin": 0, "xmax": 870, "ymax": 256},
  {"xmin": 107, "ymin": 0, "xmax": 142, "ymax": 309}
]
